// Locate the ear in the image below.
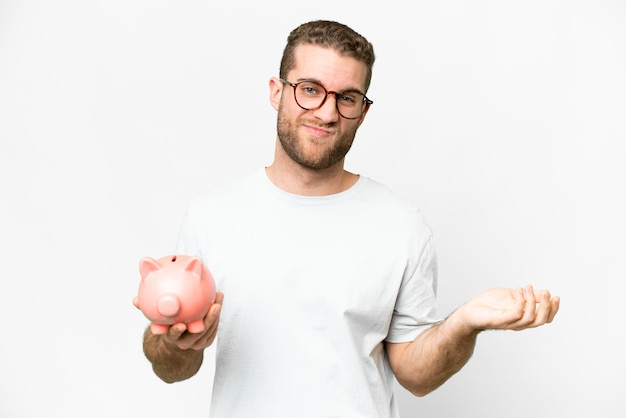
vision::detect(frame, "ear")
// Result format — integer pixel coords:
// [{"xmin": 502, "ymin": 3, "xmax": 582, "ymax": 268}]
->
[
  {"xmin": 269, "ymin": 77, "xmax": 284, "ymax": 111},
  {"xmin": 139, "ymin": 257, "xmax": 160, "ymax": 279},
  {"xmin": 183, "ymin": 256, "xmax": 204, "ymax": 277}
]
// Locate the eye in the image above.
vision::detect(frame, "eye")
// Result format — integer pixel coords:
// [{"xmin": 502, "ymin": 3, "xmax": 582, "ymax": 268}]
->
[
  {"xmin": 337, "ymin": 93, "xmax": 359, "ymax": 106},
  {"xmin": 299, "ymin": 83, "xmax": 322, "ymax": 96}
]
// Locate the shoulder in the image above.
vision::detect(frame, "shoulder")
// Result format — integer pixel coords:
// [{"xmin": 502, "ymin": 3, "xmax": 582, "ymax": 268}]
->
[
  {"xmin": 353, "ymin": 176, "xmax": 433, "ymax": 247},
  {"xmin": 186, "ymin": 169, "xmax": 262, "ymax": 212},
  {"xmin": 358, "ymin": 177, "xmax": 429, "ymax": 224}
]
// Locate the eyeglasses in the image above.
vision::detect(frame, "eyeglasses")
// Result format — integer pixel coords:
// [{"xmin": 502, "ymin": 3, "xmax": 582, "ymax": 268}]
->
[{"xmin": 280, "ymin": 78, "xmax": 373, "ymax": 120}]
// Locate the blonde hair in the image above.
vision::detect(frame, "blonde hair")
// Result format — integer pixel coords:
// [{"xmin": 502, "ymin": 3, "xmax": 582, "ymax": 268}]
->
[{"xmin": 279, "ymin": 20, "xmax": 375, "ymax": 91}]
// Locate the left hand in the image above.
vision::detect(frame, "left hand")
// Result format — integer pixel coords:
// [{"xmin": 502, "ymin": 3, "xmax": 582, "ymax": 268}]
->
[{"xmin": 455, "ymin": 285, "xmax": 560, "ymax": 332}]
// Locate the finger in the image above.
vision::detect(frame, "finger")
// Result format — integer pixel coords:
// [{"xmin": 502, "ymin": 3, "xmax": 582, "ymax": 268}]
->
[
  {"xmin": 167, "ymin": 322, "xmax": 188, "ymax": 339},
  {"xmin": 181, "ymin": 294, "xmax": 224, "ymax": 351},
  {"xmin": 202, "ymin": 304, "xmax": 222, "ymax": 340},
  {"xmin": 532, "ymin": 290, "xmax": 552, "ymax": 326},
  {"xmin": 521, "ymin": 285, "xmax": 537, "ymax": 323},
  {"xmin": 532, "ymin": 289, "xmax": 551, "ymax": 300},
  {"xmin": 191, "ymin": 325, "xmax": 218, "ymax": 350},
  {"xmin": 509, "ymin": 285, "xmax": 537, "ymax": 329},
  {"xmin": 204, "ymin": 296, "xmax": 223, "ymax": 328},
  {"xmin": 192, "ymin": 303, "xmax": 222, "ymax": 350},
  {"xmin": 496, "ymin": 287, "xmax": 525, "ymax": 327},
  {"xmin": 173, "ymin": 326, "xmax": 199, "ymax": 350},
  {"xmin": 215, "ymin": 292, "xmax": 224, "ymax": 305},
  {"xmin": 511, "ymin": 287, "xmax": 526, "ymax": 320},
  {"xmin": 547, "ymin": 296, "xmax": 560, "ymax": 323}
]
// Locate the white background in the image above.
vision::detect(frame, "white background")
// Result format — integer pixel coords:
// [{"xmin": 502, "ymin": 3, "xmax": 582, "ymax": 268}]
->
[{"xmin": 1, "ymin": 1, "xmax": 625, "ymax": 417}]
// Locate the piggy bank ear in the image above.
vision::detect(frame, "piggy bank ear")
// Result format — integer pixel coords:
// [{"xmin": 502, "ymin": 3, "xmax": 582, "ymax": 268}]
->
[
  {"xmin": 139, "ymin": 257, "xmax": 161, "ymax": 279},
  {"xmin": 183, "ymin": 256, "xmax": 203, "ymax": 277}
]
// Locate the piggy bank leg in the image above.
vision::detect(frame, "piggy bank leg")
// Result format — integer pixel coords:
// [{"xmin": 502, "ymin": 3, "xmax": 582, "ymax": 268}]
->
[
  {"xmin": 186, "ymin": 319, "xmax": 206, "ymax": 334},
  {"xmin": 150, "ymin": 323, "xmax": 170, "ymax": 335}
]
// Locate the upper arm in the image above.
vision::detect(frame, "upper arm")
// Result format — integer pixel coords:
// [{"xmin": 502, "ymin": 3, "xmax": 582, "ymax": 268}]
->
[{"xmin": 384, "ymin": 341, "xmax": 411, "ymax": 377}]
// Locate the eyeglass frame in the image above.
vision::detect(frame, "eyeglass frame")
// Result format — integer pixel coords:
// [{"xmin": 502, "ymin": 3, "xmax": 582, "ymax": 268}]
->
[{"xmin": 279, "ymin": 78, "xmax": 373, "ymax": 120}]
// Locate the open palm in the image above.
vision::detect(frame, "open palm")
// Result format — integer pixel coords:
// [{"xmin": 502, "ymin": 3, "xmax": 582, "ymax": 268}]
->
[{"xmin": 459, "ymin": 286, "xmax": 560, "ymax": 331}]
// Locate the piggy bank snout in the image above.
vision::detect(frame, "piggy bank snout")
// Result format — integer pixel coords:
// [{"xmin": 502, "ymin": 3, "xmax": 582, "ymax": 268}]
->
[
  {"xmin": 157, "ymin": 294, "xmax": 181, "ymax": 317},
  {"xmin": 136, "ymin": 255, "xmax": 216, "ymax": 331}
]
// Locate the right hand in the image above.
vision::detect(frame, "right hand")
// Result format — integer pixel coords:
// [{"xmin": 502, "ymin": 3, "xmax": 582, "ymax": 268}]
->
[{"xmin": 162, "ymin": 292, "xmax": 224, "ymax": 351}]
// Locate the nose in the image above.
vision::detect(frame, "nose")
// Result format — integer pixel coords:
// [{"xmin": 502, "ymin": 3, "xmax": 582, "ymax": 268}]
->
[
  {"xmin": 158, "ymin": 294, "xmax": 180, "ymax": 317},
  {"xmin": 313, "ymin": 92, "xmax": 340, "ymax": 122}
]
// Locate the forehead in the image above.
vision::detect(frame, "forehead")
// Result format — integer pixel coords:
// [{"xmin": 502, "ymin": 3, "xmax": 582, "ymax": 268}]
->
[{"xmin": 289, "ymin": 44, "xmax": 368, "ymax": 92}]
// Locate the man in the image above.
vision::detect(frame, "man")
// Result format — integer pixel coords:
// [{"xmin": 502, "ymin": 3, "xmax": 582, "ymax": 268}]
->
[{"xmin": 138, "ymin": 20, "xmax": 560, "ymax": 417}]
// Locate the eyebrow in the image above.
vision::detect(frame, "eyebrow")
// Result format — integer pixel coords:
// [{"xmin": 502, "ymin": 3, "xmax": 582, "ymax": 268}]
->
[{"xmin": 295, "ymin": 78, "xmax": 365, "ymax": 95}]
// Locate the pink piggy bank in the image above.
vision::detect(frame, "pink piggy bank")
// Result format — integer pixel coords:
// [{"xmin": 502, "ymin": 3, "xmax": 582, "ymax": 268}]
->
[{"xmin": 134, "ymin": 255, "xmax": 216, "ymax": 335}]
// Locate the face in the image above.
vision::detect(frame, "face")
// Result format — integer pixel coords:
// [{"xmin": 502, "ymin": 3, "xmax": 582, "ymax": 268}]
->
[{"xmin": 271, "ymin": 44, "xmax": 370, "ymax": 170}]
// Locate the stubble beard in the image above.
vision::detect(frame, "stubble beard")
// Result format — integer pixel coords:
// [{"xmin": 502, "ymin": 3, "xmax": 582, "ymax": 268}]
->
[{"xmin": 276, "ymin": 107, "xmax": 358, "ymax": 170}]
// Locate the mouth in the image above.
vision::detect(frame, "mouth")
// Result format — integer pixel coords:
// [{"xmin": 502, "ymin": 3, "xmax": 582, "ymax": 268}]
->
[{"xmin": 302, "ymin": 122, "xmax": 335, "ymax": 139}]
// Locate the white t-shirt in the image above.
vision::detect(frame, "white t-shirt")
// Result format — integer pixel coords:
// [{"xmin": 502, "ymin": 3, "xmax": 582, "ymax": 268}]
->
[{"xmin": 176, "ymin": 169, "xmax": 442, "ymax": 418}]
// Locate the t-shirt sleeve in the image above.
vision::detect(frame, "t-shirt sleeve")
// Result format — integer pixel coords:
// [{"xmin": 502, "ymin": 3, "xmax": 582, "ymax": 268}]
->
[{"xmin": 385, "ymin": 229, "xmax": 443, "ymax": 343}]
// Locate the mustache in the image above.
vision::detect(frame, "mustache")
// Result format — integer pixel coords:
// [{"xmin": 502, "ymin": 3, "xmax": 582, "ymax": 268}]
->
[{"xmin": 300, "ymin": 119, "xmax": 337, "ymax": 129}]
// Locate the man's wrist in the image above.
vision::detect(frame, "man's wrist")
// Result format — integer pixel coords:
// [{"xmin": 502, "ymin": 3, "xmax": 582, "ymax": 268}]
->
[{"xmin": 445, "ymin": 307, "xmax": 482, "ymax": 338}]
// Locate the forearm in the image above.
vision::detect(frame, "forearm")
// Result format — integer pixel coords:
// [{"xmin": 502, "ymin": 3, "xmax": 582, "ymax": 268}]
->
[
  {"xmin": 388, "ymin": 312, "xmax": 479, "ymax": 397},
  {"xmin": 142, "ymin": 326, "xmax": 204, "ymax": 384}
]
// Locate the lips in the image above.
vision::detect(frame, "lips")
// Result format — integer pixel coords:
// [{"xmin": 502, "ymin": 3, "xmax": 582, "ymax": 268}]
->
[{"xmin": 302, "ymin": 121, "xmax": 336, "ymax": 138}]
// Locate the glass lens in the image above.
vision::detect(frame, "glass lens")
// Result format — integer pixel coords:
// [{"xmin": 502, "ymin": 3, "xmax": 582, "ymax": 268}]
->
[{"xmin": 294, "ymin": 81, "xmax": 326, "ymax": 108}]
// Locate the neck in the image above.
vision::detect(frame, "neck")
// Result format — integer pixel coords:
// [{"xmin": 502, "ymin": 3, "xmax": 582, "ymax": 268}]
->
[{"xmin": 266, "ymin": 150, "xmax": 358, "ymax": 197}]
